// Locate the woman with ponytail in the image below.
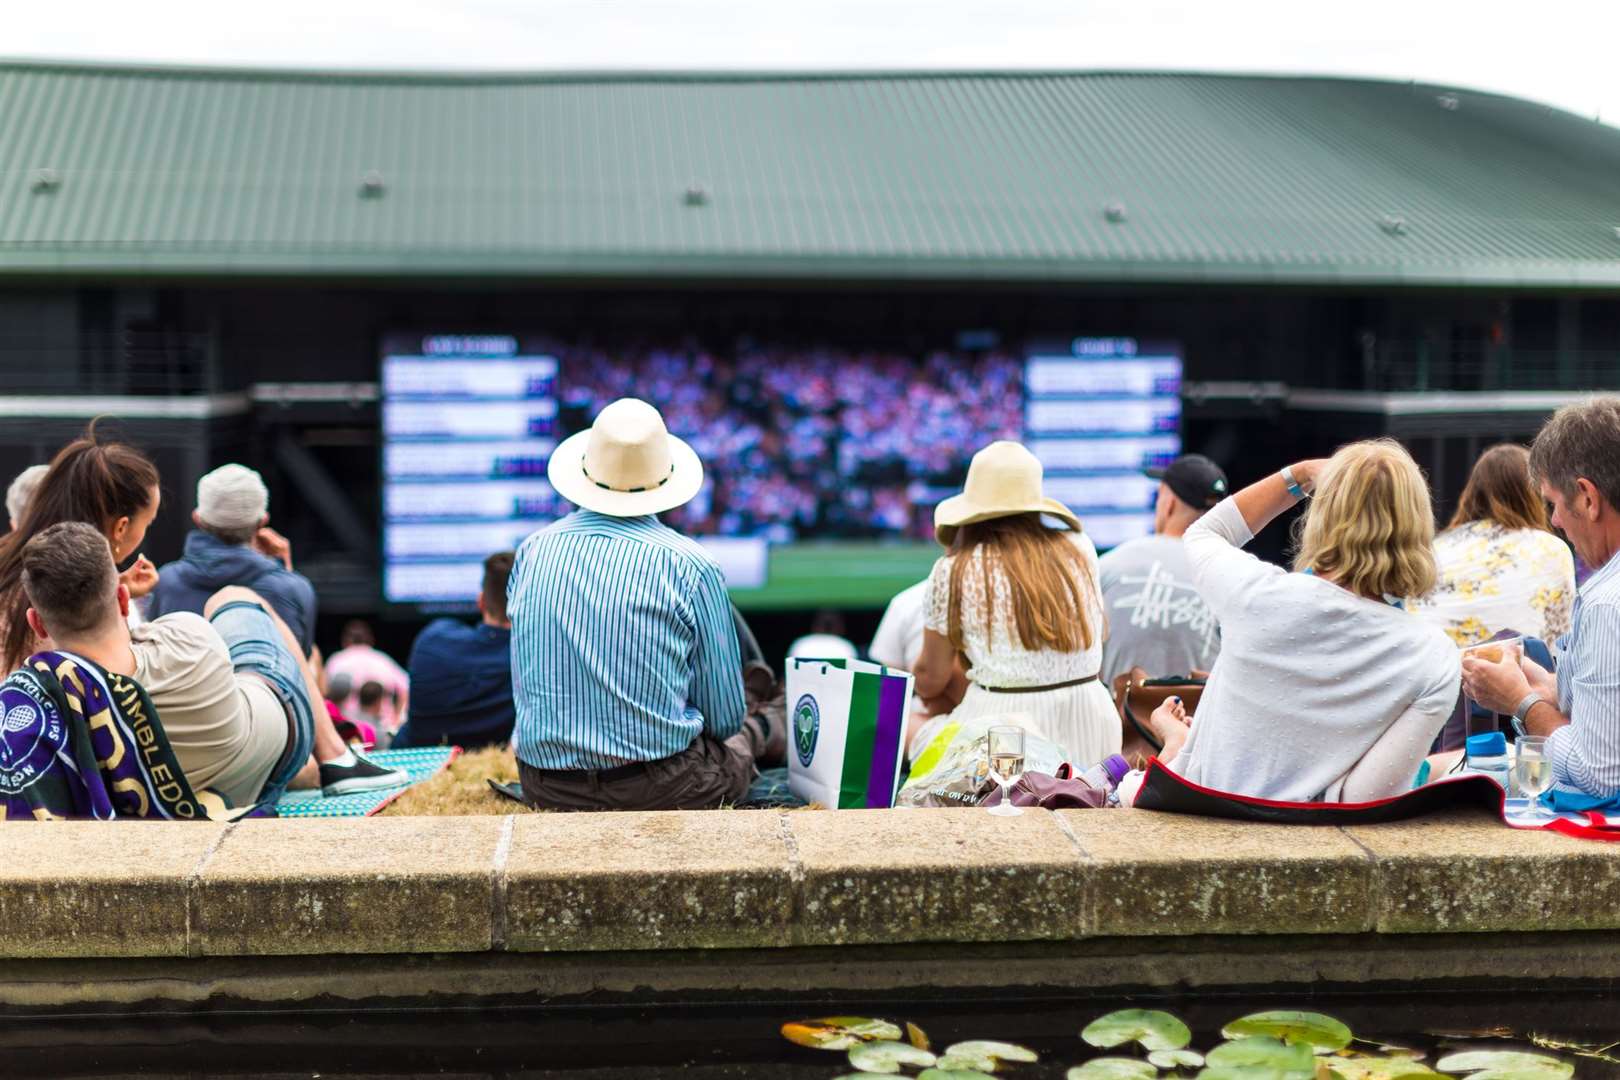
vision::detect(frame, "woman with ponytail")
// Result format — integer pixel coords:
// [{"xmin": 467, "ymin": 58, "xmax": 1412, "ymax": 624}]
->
[{"xmin": 0, "ymin": 420, "xmax": 162, "ymax": 670}]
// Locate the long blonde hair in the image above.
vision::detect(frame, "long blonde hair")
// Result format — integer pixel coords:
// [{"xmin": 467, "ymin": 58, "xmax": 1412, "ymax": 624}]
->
[
  {"xmin": 1293, "ymin": 439, "xmax": 1438, "ymax": 601},
  {"xmin": 946, "ymin": 513, "xmax": 1097, "ymax": 653}
]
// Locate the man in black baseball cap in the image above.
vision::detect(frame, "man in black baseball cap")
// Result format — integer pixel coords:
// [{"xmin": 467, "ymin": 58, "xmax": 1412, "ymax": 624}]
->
[
  {"xmin": 1145, "ymin": 454, "xmax": 1229, "ymax": 515},
  {"xmin": 1096, "ymin": 453, "xmax": 1230, "ymax": 689}
]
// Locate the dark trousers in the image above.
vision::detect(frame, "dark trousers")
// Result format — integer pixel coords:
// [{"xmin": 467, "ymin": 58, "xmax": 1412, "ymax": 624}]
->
[{"xmin": 519, "ymin": 722, "xmax": 763, "ymax": 812}]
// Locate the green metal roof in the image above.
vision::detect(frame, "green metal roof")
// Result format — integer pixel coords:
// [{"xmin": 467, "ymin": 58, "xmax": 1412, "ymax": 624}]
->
[{"xmin": 1, "ymin": 62, "xmax": 1619, "ymax": 286}]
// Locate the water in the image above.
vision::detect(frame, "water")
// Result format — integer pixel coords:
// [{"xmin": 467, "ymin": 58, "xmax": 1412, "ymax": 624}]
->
[{"xmin": 8, "ymin": 990, "xmax": 1620, "ymax": 1077}]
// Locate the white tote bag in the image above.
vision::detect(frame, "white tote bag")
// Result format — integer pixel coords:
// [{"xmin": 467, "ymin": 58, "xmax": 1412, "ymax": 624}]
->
[{"xmin": 786, "ymin": 657, "xmax": 912, "ymax": 809}]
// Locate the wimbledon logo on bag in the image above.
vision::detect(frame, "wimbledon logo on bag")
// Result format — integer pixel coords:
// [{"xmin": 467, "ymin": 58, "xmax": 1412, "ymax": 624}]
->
[{"xmin": 793, "ymin": 694, "xmax": 820, "ymax": 767}]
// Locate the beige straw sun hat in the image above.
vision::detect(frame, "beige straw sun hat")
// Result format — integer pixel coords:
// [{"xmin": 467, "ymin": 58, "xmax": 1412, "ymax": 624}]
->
[
  {"xmin": 933, "ymin": 440, "xmax": 1081, "ymax": 545},
  {"xmin": 547, "ymin": 398, "xmax": 704, "ymax": 517}
]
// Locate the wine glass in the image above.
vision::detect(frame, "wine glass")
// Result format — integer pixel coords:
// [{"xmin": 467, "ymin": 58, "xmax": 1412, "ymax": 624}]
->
[
  {"xmin": 985, "ymin": 724, "xmax": 1026, "ymax": 817},
  {"xmin": 1514, "ymin": 736, "xmax": 1553, "ymax": 821}
]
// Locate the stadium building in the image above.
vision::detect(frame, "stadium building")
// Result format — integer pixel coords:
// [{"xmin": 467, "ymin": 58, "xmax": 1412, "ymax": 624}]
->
[{"xmin": 1, "ymin": 61, "xmax": 1618, "ymax": 629}]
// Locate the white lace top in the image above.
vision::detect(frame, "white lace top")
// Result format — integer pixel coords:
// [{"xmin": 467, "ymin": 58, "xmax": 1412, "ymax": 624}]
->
[{"xmin": 923, "ymin": 530, "xmax": 1105, "ymax": 688}]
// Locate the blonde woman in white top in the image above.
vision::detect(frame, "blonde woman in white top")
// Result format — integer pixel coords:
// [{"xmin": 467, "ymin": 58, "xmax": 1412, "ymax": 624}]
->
[
  {"xmin": 1126, "ymin": 440, "xmax": 1461, "ymax": 804},
  {"xmin": 1408, "ymin": 443, "xmax": 1575, "ymax": 646},
  {"xmin": 910, "ymin": 442, "xmax": 1118, "ymax": 768}
]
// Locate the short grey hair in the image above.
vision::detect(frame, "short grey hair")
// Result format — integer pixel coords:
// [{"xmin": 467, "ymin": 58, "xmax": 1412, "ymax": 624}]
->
[
  {"xmin": 1530, "ymin": 396, "xmax": 1620, "ymax": 510},
  {"xmin": 5, "ymin": 464, "xmax": 48, "ymax": 530}
]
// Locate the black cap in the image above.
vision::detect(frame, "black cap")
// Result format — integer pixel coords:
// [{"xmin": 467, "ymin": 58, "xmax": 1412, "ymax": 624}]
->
[{"xmin": 1145, "ymin": 454, "xmax": 1229, "ymax": 509}]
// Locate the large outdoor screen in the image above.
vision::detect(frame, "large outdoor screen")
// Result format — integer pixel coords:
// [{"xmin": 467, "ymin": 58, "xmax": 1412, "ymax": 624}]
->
[{"xmin": 380, "ymin": 333, "xmax": 1181, "ymax": 608}]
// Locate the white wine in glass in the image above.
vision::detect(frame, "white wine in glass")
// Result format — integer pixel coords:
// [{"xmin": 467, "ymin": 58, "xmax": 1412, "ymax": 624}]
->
[
  {"xmin": 1515, "ymin": 736, "xmax": 1553, "ymax": 820},
  {"xmin": 986, "ymin": 724, "xmax": 1026, "ymax": 817}
]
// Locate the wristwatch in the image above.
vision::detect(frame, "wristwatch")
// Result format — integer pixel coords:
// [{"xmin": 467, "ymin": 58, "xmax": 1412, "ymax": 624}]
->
[
  {"xmin": 1510, "ymin": 692, "xmax": 1544, "ymax": 738},
  {"xmin": 1281, "ymin": 464, "xmax": 1309, "ymax": 500}
]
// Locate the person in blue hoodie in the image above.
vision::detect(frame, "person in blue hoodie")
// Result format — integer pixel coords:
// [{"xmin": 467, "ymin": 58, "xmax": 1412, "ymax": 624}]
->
[{"xmin": 149, "ymin": 464, "xmax": 318, "ymax": 657}]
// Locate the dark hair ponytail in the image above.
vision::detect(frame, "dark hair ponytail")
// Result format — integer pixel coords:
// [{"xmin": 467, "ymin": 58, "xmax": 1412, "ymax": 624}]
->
[{"xmin": 0, "ymin": 419, "xmax": 160, "ymax": 669}]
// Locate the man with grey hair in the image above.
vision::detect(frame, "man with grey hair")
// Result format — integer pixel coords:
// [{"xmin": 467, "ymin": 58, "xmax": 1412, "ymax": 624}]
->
[
  {"xmin": 5, "ymin": 464, "xmax": 48, "ymax": 531},
  {"xmin": 149, "ymin": 464, "xmax": 318, "ymax": 656},
  {"xmin": 1464, "ymin": 396, "xmax": 1620, "ymax": 804}
]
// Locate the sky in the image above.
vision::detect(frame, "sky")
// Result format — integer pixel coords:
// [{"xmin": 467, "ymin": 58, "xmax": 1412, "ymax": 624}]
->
[{"xmin": 6, "ymin": 0, "xmax": 1618, "ymax": 122}]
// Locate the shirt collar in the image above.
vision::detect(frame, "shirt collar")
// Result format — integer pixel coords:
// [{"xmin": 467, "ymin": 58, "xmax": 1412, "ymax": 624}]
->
[{"xmin": 1582, "ymin": 551, "xmax": 1620, "ymax": 599}]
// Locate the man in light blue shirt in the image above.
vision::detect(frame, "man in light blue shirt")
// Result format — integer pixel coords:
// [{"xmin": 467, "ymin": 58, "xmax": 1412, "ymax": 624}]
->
[
  {"xmin": 511, "ymin": 398, "xmax": 771, "ymax": 810},
  {"xmin": 1465, "ymin": 397, "xmax": 1620, "ymax": 801}
]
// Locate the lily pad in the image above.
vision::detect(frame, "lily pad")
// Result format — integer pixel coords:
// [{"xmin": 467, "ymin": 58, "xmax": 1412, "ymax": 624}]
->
[
  {"xmin": 1150, "ymin": 1050, "xmax": 1207, "ymax": 1070},
  {"xmin": 1068, "ymin": 1058, "xmax": 1160, "ymax": 1080},
  {"xmin": 1221, "ymin": 1012, "xmax": 1354, "ymax": 1053},
  {"xmin": 1326, "ymin": 1056, "xmax": 1436, "ymax": 1080},
  {"xmin": 781, "ymin": 1016, "xmax": 904, "ymax": 1051},
  {"xmin": 908, "ymin": 1022, "xmax": 933, "ymax": 1051},
  {"xmin": 834, "ymin": 1074, "xmax": 903, "ymax": 1080},
  {"xmin": 942, "ymin": 1040, "xmax": 1040, "ymax": 1071},
  {"xmin": 847, "ymin": 1040, "xmax": 938, "ymax": 1073},
  {"xmin": 1085, "ymin": 1009, "xmax": 1194, "ymax": 1052},
  {"xmin": 1433, "ymin": 1051, "xmax": 1573, "ymax": 1079},
  {"xmin": 1206, "ymin": 1036, "xmax": 1317, "ymax": 1075},
  {"xmin": 918, "ymin": 1070, "xmax": 999, "ymax": 1080}
]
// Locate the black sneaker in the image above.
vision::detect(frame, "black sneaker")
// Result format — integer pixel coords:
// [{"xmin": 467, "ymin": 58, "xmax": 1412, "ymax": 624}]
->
[{"xmin": 320, "ymin": 752, "xmax": 409, "ymax": 797}]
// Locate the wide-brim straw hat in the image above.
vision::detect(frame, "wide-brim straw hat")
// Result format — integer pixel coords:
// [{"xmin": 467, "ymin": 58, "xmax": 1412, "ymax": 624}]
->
[
  {"xmin": 548, "ymin": 398, "xmax": 704, "ymax": 517},
  {"xmin": 934, "ymin": 440, "xmax": 1081, "ymax": 545}
]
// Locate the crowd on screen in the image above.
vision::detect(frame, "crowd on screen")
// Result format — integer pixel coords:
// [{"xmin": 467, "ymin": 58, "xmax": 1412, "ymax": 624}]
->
[
  {"xmin": 556, "ymin": 344, "xmax": 1022, "ymax": 539},
  {"xmin": 1, "ymin": 390, "xmax": 1618, "ymax": 822}
]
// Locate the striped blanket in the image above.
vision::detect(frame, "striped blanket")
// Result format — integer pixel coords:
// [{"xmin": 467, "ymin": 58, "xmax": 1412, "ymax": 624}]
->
[{"xmin": 0, "ymin": 651, "xmax": 250, "ymax": 820}]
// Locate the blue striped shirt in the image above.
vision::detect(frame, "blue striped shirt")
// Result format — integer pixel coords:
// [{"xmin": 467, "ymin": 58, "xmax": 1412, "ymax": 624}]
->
[
  {"xmin": 1549, "ymin": 550, "xmax": 1620, "ymax": 796},
  {"xmin": 508, "ymin": 510, "xmax": 745, "ymax": 770}
]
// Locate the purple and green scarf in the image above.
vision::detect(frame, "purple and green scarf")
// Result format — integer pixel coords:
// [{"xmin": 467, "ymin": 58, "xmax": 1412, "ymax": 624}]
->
[{"xmin": 0, "ymin": 651, "xmax": 248, "ymax": 820}]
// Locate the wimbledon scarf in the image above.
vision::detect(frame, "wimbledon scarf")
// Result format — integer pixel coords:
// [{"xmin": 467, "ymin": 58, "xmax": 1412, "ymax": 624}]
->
[{"xmin": 0, "ymin": 651, "xmax": 246, "ymax": 820}]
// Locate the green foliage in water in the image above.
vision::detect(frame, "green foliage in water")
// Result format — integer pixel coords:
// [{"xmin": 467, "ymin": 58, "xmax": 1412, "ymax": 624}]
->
[
  {"xmin": 847, "ymin": 1040, "xmax": 938, "ymax": 1073},
  {"xmin": 782, "ymin": 1016, "xmax": 903, "ymax": 1051},
  {"xmin": 1205, "ymin": 1035, "xmax": 1317, "ymax": 1076},
  {"xmin": 1068, "ymin": 1057, "xmax": 1160, "ymax": 1080},
  {"xmin": 783, "ymin": 1005, "xmax": 1582, "ymax": 1080},
  {"xmin": 1221, "ymin": 1012, "xmax": 1354, "ymax": 1053},
  {"xmin": 1434, "ymin": 1050, "xmax": 1575, "ymax": 1079},
  {"xmin": 1150, "ymin": 1049, "xmax": 1207, "ymax": 1070},
  {"xmin": 1085, "ymin": 1010, "xmax": 1194, "ymax": 1052}
]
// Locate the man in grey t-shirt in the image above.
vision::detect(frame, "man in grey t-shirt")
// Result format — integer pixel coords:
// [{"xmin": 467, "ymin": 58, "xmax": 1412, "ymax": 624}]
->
[{"xmin": 1098, "ymin": 454, "xmax": 1227, "ymax": 686}]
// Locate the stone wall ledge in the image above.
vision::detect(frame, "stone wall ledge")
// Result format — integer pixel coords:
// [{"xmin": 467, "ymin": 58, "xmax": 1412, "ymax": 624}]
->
[{"xmin": 3, "ymin": 805, "xmax": 1612, "ymax": 960}]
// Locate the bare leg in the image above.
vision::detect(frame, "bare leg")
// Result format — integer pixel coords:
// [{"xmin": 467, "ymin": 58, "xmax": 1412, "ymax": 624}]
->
[{"xmin": 205, "ymin": 587, "xmax": 346, "ymax": 764}]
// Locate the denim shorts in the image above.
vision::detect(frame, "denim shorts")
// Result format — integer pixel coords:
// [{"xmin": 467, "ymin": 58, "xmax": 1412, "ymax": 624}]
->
[{"xmin": 208, "ymin": 600, "xmax": 315, "ymax": 806}]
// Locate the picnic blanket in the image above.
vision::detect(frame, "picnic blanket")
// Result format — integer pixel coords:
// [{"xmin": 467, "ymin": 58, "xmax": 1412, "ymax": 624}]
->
[
  {"xmin": 1133, "ymin": 758, "xmax": 1620, "ymax": 841},
  {"xmin": 273, "ymin": 746, "xmax": 459, "ymax": 817},
  {"xmin": 0, "ymin": 651, "xmax": 252, "ymax": 820}
]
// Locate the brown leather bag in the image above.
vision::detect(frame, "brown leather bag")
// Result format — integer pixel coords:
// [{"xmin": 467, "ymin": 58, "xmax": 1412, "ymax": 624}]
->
[{"xmin": 1112, "ymin": 667, "xmax": 1207, "ymax": 770}]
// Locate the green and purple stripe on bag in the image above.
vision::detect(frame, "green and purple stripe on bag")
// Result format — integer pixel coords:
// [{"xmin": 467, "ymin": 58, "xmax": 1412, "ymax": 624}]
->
[{"xmin": 820, "ymin": 658, "xmax": 909, "ymax": 809}]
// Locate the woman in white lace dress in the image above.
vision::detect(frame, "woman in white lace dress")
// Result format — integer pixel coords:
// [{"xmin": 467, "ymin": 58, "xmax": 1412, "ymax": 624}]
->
[{"xmin": 909, "ymin": 441, "xmax": 1119, "ymax": 768}]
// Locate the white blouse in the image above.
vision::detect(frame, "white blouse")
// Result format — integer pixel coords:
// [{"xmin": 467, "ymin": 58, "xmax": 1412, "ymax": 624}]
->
[
  {"xmin": 923, "ymin": 529, "xmax": 1105, "ymax": 687},
  {"xmin": 1168, "ymin": 498, "xmax": 1460, "ymax": 802}
]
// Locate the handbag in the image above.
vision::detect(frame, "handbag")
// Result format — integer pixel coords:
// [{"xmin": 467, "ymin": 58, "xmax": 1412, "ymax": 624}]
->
[
  {"xmin": 1112, "ymin": 667, "xmax": 1207, "ymax": 769},
  {"xmin": 979, "ymin": 768, "xmax": 1110, "ymax": 810}
]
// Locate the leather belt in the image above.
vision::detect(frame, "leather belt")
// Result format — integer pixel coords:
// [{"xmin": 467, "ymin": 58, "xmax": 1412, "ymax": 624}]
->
[{"xmin": 978, "ymin": 673, "xmax": 1100, "ymax": 694}]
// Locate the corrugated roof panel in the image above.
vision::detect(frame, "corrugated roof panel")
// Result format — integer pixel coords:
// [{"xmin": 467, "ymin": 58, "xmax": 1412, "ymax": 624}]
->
[{"xmin": 0, "ymin": 64, "xmax": 1617, "ymax": 284}]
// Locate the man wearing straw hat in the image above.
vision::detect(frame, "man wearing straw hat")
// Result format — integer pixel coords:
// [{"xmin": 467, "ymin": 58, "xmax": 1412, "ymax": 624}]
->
[{"xmin": 509, "ymin": 398, "xmax": 780, "ymax": 811}]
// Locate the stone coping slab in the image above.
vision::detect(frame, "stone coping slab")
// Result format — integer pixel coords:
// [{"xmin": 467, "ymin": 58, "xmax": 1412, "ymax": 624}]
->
[{"xmin": 1, "ymin": 805, "xmax": 1615, "ymax": 959}]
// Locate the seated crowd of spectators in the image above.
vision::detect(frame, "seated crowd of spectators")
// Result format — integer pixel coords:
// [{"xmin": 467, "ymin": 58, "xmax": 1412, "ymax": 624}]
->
[{"xmin": 3, "ymin": 389, "xmax": 1617, "ymax": 820}]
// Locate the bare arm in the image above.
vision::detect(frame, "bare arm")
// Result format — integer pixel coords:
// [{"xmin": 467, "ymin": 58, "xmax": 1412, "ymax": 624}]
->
[
  {"xmin": 1230, "ymin": 458, "xmax": 1331, "ymax": 538},
  {"xmin": 913, "ymin": 628, "xmax": 955, "ymax": 701}
]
